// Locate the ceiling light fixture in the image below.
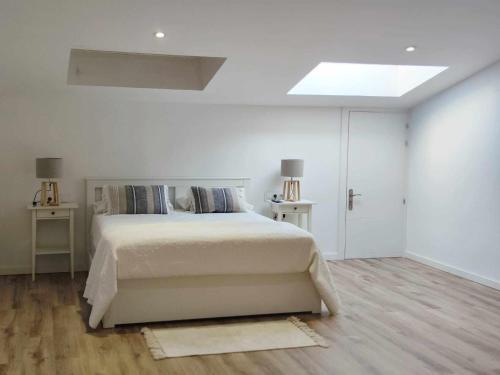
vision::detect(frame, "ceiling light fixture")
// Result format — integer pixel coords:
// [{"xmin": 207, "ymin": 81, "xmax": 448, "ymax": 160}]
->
[
  {"xmin": 405, "ymin": 46, "xmax": 416, "ymax": 52},
  {"xmin": 154, "ymin": 31, "xmax": 165, "ymax": 39}
]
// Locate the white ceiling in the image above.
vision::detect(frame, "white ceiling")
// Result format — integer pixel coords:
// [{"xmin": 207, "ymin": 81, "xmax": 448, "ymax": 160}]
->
[{"xmin": 1, "ymin": 0, "xmax": 500, "ymax": 108}]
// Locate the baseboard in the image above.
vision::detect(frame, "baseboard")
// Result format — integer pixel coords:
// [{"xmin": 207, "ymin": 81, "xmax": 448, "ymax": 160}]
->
[
  {"xmin": 405, "ymin": 251, "xmax": 500, "ymax": 290},
  {"xmin": 0, "ymin": 263, "xmax": 88, "ymax": 276},
  {"xmin": 322, "ymin": 251, "xmax": 339, "ymax": 261}
]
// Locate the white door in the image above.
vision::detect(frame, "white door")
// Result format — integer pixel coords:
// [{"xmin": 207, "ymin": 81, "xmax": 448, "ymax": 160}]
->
[{"xmin": 345, "ymin": 111, "xmax": 407, "ymax": 259}]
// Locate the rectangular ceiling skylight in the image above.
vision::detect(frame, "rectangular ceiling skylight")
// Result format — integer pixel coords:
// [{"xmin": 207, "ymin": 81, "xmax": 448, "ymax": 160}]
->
[{"xmin": 288, "ymin": 62, "xmax": 448, "ymax": 97}]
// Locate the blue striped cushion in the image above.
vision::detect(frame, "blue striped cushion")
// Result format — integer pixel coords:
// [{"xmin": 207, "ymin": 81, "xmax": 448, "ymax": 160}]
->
[
  {"xmin": 191, "ymin": 186, "xmax": 243, "ymax": 214},
  {"xmin": 104, "ymin": 185, "xmax": 170, "ymax": 215}
]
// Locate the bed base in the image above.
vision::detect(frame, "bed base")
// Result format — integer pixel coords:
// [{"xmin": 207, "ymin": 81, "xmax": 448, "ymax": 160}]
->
[{"xmin": 102, "ymin": 272, "xmax": 321, "ymax": 328}]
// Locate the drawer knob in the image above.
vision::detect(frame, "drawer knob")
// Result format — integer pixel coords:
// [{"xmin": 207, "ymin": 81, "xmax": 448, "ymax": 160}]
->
[
  {"xmin": 51, "ymin": 211, "xmax": 55, "ymax": 215},
  {"xmin": 294, "ymin": 207, "xmax": 297, "ymax": 210}
]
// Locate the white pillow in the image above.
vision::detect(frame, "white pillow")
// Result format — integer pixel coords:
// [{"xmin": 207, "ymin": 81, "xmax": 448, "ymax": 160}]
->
[
  {"xmin": 166, "ymin": 197, "xmax": 174, "ymax": 212},
  {"xmin": 236, "ymin": 187, "xmax": 254, "ymax": 211},
  {"xmin": 93, "ymin": 200, "xmax": 108, "ymax": 215},
  {"xmin": 175, "ymin": 195, "xmax": 193, "ymax": 211}
]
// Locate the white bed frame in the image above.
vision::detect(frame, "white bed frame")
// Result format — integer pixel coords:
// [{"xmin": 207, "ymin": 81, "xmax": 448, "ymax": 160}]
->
[{"xmin": 86, "ymin": 177, "xmax": 321, "ymax": 328}]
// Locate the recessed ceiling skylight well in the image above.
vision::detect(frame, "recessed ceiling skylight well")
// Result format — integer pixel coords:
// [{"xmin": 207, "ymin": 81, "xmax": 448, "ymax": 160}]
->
[
  {"xmin": 67, "ymin": 49, "xmax": 226, "ymax": 90},
  {"xmin": 288, "ymin": 62, "xmax": 448, "ymax": 97}
]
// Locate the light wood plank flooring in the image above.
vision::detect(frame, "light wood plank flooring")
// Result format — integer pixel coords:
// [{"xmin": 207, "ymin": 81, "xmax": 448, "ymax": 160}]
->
[{"xmin": 1, "ymin": 258, "xmax": 500, "ymax": 374}]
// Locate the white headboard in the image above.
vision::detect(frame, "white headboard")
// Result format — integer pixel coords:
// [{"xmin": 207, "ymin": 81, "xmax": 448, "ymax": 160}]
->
[{"xmin": 85, "ymin": 177, "xmax": 250, "ymax": 259}]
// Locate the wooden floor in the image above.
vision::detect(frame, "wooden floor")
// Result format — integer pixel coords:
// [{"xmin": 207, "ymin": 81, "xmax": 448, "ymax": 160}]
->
[{"xmin": 1, "ymin": 258, "xmax": 500, "ymax": 375}]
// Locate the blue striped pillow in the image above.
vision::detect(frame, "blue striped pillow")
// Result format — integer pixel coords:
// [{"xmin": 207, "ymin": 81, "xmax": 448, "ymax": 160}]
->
[
  {"xmin": 191, "ymin": 186, "xmax": 243, "ymax": 214},
  {"xmin": 104, "ymin": 185, "xmax": 170, "ymax": 215}
]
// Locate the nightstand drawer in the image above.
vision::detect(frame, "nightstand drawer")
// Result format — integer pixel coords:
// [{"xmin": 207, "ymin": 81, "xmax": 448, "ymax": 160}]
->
[
  {"xmin": 278, "ymin": 205, "xmax": 309, "ymax": 214},
  {"xmin": 37, "ymin": 209, "xmax": 70, "ymax": 219}
]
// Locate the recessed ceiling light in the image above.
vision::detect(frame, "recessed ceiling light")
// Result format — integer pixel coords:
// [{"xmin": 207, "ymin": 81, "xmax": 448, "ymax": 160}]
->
[
  {"xmin": 287, "ymin": 62, "xmax": 448, "ymax": 97},
  {"xmin": 405, "ymin": 46, "xmax": 416, "ymax": 52},
  {"xmin": 154, "ymin": 31, "xmax": 165, "ymax": 39}
]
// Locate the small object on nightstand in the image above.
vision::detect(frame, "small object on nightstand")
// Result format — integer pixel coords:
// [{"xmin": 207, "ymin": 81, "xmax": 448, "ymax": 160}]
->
[
  {"xmin": 271, "ymin": 194, "xmax": 283, "ymax": 203},
  {"xmin": 27, "ymin": 202, "xmax": 78, "ymax": 281},
  {"xmin": 267, "ymin": 199, "xmax": 316, "ymax": 232}
]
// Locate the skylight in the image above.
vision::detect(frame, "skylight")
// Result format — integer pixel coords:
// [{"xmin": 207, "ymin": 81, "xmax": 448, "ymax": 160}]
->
[{"xmin": 288, "ymin": 62, "xmax": 448, "ymax": 97}]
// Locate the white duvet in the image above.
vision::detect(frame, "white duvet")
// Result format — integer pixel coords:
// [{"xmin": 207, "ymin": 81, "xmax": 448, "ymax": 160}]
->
[{"xmin": 84, "ymin": 212, "xmax": 340, "ymax": 328}]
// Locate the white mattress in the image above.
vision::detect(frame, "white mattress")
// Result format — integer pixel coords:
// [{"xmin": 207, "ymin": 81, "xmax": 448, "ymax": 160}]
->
[{"xmin": 84, "ymin": 211, "xmax": 340, "ymax": 328}]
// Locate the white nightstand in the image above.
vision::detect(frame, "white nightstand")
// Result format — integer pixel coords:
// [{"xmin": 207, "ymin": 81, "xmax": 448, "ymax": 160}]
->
[
  {"xmin": 267, "ymin": 200, "xmax": 316, "ymax": 232},
  {"xmin": 27, "ymin": 203, "xmax": 78, "ymax": 281}
]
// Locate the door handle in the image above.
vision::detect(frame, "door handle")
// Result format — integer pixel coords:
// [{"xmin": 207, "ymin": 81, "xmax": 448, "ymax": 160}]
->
[{"xmin": 348, "ymin": 189, "xmax": 362, "ymax": 210}]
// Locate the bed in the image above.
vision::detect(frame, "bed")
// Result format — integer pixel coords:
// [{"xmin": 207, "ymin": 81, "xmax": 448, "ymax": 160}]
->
[{"xmin": 84, "ymin": 177, "xmax": 340, "ymax": 329}]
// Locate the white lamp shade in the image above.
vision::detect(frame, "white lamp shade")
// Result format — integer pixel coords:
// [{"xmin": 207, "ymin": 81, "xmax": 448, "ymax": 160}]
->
[
  {"xmin": 281, "ymin": 159, "xmax": 304, "ymax": 178},
  {"xmin": 36, "ymin": 158, "xmax": 63, "ymax": 179}
]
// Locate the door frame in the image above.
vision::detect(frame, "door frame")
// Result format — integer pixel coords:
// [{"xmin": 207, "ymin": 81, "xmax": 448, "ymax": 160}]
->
[{"xmin": 337, "ymin": 108, "xmax": 409, "ymax": 260}]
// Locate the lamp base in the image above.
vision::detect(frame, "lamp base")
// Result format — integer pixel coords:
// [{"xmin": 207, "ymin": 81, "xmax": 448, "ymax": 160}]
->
[
  {"xmin": 40, "ymin": 181, "xmax": 60, "ymax": 206},
  {"xmin": 283, "ymin": 180, "xmax": 301, "ymax": 202}
]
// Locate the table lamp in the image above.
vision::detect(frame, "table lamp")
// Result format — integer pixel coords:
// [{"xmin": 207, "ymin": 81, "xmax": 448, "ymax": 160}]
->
[
  {"xmin": 281, "ymin": 159, "xmax": 303, "ymax": 201},
  {"xmin": 36, "ymin": 158, "xmax": 62, "ymax": 206}
]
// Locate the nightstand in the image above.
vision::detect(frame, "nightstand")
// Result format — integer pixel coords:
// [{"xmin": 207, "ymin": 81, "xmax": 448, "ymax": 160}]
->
[
  {"xmin": 27, "ymin": 203, "xmax": 78, "ymax": 281},
  {"xmin": 267, "ymin": 200, "xmax": 316, "ymax": 232}
]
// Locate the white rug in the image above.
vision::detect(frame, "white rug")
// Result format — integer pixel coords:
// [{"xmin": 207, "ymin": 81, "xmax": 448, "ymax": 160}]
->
[{"xmin": 141, "ymin": 316, "xmax": 328, "ymax": 359}]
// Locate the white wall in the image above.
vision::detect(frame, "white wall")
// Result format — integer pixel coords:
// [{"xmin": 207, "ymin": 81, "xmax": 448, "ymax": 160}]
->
[
  {"xmin": 407, "ymin": 61, "xmax": 500, "ymax": 288},
  {"xmin": 0, "ymin": 92, "xmax": 342, "ymax": 274}
]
